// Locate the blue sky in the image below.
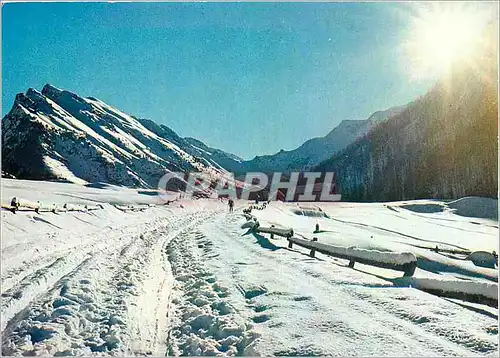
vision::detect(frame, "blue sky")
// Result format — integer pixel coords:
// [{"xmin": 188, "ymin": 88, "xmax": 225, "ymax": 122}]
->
[{"xmin": 2, "ymin": 2, "xmax": 436, "ymax": 159}]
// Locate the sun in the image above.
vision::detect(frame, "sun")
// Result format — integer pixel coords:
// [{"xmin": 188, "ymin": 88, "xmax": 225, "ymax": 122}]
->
[{"xmin": 402, "ymin": 2, "xmax": 497, "ymax": 80}]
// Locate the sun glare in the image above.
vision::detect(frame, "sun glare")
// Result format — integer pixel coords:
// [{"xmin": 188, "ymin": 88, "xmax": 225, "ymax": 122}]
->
[{"xmin": 403, "ymin": 2, "xmax": 497, "ymax": 80}]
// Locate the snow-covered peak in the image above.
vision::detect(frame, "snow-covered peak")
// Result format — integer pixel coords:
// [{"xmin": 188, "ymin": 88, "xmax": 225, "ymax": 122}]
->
[
  {"xmin": 41, "ymin": 83, "xmax": 63, "ymax": 97},
  {"xmin": 1, "ymin": 85, "xmax": 240, "ymax": 187},
  {"xmin": 42, "ymin": 84, "xmax": 92, "ymax": 114}
]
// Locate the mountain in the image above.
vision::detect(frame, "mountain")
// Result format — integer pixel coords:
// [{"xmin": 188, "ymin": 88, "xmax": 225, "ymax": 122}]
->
[
  {"xmin": 1, "ymin": 83, "xmax": 406, "ymax": 188},
  {"xmin": 238, "ymin": 106, "xmax": 405, "ymax": 173},
  {"xmin": 315, "ymin": 26, "xmax": 498, "ymax": 201},
  {"xmin": 1, "ymin": 84, "xmax": 238, "ymax": 188},
  {"xmin": 183, "ymin": 137, "xmax": 243, "ymax": 172}
]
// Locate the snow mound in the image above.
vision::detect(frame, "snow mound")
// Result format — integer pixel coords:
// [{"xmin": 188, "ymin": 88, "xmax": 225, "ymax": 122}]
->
[
  {"xmin": 467, "ymin": 251, "xmax": 498, "ymax": 269},
  {"xmin": 408, "ymin": 277, "xmax": 498, "ymax": 301},
  {"xmin": 291, "ymin": 206, "xmax": 328, "ymax": 218},
  {"xmin": 348, "ymin": 247, "xmax": 417, "ymax": 265},
  {"xmin": 447, "ymin": 197, "xmax": 498, "ymax": 220},
  {"xmin": 399, "ymin": 202, "xmax": 444, "ymax": 213}
]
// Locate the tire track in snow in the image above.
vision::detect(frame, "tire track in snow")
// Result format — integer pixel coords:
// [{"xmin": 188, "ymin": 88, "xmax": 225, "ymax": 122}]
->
[
  {"xmin": 1, "ymin": 237, "xmax": 112, "ymax": 333},
  {"xmin": 1, "ymin": 232, "xmax": 143, "ymax": 355},
  {"xmin": 1, "ymin": 215, "xmax": 152, "ymax": 297},
  {"xmin": 128, "ymin": 209, "xmax": 221, "ymax": 356},
  {"xmin": 1, "ymin": 208, "xmax": 184, "ymax": 333}
]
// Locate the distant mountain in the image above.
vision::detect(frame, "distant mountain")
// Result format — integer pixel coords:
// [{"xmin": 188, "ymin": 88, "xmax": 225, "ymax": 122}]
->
[
  {"xmin": 1, "ymin": 84, "xmax": 238, "ymax": 187},
  {"xmin": 238, "ymin": 106, "xmax": 405, "ymax": 173},
  {"xmin": 315, "ymin": 25, "xmax": 498, "ymax": 201}
]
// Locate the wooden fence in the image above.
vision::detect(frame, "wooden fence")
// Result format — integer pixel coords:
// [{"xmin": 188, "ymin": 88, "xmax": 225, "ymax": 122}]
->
[
  {"xmin": 2, "ymin": 197, "xmax": 154, "ymax": 214},
  {"xmin": 247, "ymin": 217, "xmax": 417, "ymax": 277},
  {"xmin": 287, "ymin": 236, "xmax": 417, "ymax": 276}
]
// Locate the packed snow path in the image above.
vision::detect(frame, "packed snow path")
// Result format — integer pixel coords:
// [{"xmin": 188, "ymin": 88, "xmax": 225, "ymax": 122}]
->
[{"xmin": 1, "ymin": 197, "xmax": 498, "ymax": 356}]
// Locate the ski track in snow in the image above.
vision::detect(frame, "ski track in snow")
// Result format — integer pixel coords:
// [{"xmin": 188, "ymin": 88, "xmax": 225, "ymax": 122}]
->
[{"xmin": 1, "ymin": 206, "xmax": 221, "ymax": 356}]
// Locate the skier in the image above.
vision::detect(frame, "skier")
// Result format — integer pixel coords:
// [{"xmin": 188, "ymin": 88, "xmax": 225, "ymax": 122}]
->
[{"xmin": 228, "ymin": 198, "xmax": 234, "ymax": 213}]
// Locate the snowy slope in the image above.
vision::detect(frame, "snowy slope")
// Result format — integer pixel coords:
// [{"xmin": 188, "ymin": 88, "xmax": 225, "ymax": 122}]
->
[
  {"xmin": 183, "ymin": 137, "xmax": 244, "ymax": 173},
  {"xmin": 1, "ymin": 85, "xmax": 237, "ymax": 188},
  {"xmin": 1, "ymin": 179, "xmax": 498, "ymax": 356}
]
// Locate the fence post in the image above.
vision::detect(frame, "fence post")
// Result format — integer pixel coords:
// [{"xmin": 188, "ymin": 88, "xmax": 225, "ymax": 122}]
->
[
  {"xmin": 270, "ymin": 225, "xmax": 275, "ymax": 239},
  {"xmin": 403, "ymin": 261, "xmax": 417, "ymax": 277},
  {"xmin": 348, "ymin": 260, "xmax": 355, "ymax": 268},
  {"xmin": 10, "ymin": 197, "xmax": 17, "ymax": 214},
  {"xmin": 310, "ymin": 237, "xmax": 318, "ymax": 257}
]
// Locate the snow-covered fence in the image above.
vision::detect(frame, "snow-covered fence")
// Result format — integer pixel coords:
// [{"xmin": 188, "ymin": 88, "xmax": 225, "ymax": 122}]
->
[
  {"xmin": 62, "ymin": 203, "xmax": 84, "ymax": 212},
  {"xmin": 406, "ymin": 277, "xmax": 498, "ymax": 307},
  {"xmin": 3, "ymin": 197, "xmax": 105, "ymax": 214},
  {"xmin": 6, "ymin": 197, "xmax": 40, "ymax": 212},
  {"xmin": 85, "ymin": 204, "xmax": 104, "ymax": 211},
  {"xmin": 430, "ymin": 246, "xmax": 471, "ymax": 256},
  {"xmin": 114, "ymin": 204, "xmax": 150, "ymax": 212},
  {"xmin": 256, "ymin": 226, "xmax": 294, "ymax": 239},
  {"xmin": 241, "ymin": 221, "xmax": 258, "ymax": 229},
  {"xmin": 241, "ymin": 218, "xmax": 295, "ymax": 239},
  {"xmin": 287, "ymin": 236, "xmax": 418, "ymax": 276},
  {"xmin": 4, "ymin": 198, "xmax": 45, "ymax": 213},
  {"xmin": 251, "ymin": 203, "xmax": 267, "ymax": 210},
  {"xmin": 244, "ymin": 203, "xmax": 267, "ymax": 212},
  {"xmin": 37, "ymin": 203, "xmax": 58, "ymax": 213}
]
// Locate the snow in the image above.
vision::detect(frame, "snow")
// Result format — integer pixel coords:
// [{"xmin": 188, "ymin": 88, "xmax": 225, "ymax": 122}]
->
[
  {"xmin": 42, "ymin": 156, "xmax": 88, "ymax": 185},
  {"xmin": 1, "ymin": 179, "xmax": 498, "ymax": 356},
  {"xmin": 190, "ymin": 143, "xmax": 213, "ymax": 156},
  {"xmin": 407, "ymin": 277, "xmax": 498, "ymax": 301},
  {"xmin": 348, "ymin": 247, "xmax": 416, "ymax": 265},
  {"xmin": 295, "ymin": 238, "xmax": 418, "ymax": 265}
]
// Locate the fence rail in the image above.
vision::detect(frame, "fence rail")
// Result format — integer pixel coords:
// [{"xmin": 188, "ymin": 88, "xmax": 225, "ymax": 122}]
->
[
  {"xmin": 287, "ymin": 236, "xmax": 417, "ymax": 276},
  {"xmin": 256, "ymin": 226, "xmax": 294, "ymax": 239}
]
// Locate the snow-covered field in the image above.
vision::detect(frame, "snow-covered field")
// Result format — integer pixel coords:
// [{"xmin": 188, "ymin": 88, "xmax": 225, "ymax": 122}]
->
[{"xmin": 1, "ymin": 179, "xmax": 498, "ymax": 356}]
